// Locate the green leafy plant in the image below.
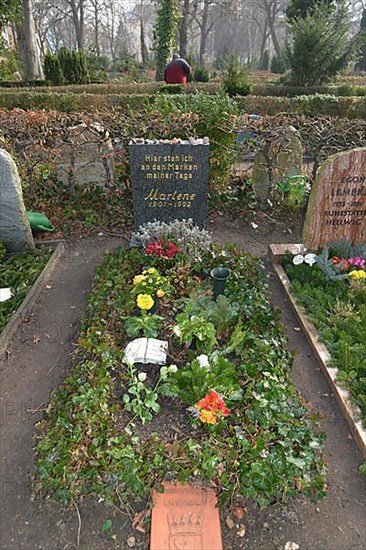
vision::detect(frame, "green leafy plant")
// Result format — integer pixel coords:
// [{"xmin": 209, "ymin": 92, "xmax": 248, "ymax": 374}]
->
[
  {"xmin": 123, "ymin": 362, "xmax": 177, "ymax": 424},
  {"xmin": 123, "ymin": 312, "xmax": 164, "ymax": 338},
  {"xmin": 169, "ymin": 354, "xmax": 241, "ymax": 405},
  {"xmin": 276, "ymin": 174, "xmax": 308, "ymax": 210},
  {"xmin": 175, "ymin": 314, "xmax": 217, "ymax": 353}
]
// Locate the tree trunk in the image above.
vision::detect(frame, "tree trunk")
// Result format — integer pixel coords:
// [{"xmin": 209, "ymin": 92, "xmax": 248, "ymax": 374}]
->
[
  {"xmin": 69, "ymin": 0, "xmax": 84, "ymax": 50},
  {"xmin": 265, "ymin": 1, "xmax": 281, "ymax": 57},
  {"xmin": 259, "ymin": 19, "xmax": 268, "ymax": 65},
  {"xmin": 140, "ymin": 19, "xmax": 148, "ymax": 64},
  {"xmin": 356, "ymin": 8, "xmax": 366, "ymax": 71},
  {"xmin": 179, "ymin": 0, "xmax": 190, "ymax": 59},
  {"xmin": 199, "ymin": 0, "xmax": 210, "ymax": 66},
  {"xmin": 94, "ymin": 5, "xmax": 100, "ymax": 55},
  {"xmin": 19, "ymin": 0, "xmax": 44, "ymax": 80}
]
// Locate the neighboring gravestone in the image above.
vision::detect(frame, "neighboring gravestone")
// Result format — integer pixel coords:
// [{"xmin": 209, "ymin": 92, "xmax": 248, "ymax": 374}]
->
[
  {"xmin": 253, "ymin": 128, "xmax": 303, "ymax": 200},
  {"xmin": 0, "ymin": 149, "xmax": 35, "ymax": 252},
  {"xmin": 303, "ymin": 147, "xmax": 366, "ymax": 249},
  {"xmin": 55, "ymin": 123, "xmax": 114, "ymax": 188},
  {"xmin": 252, "ymin": 149, "xmax": 270, "ymax": 200},
  {"xmin": 129, "ymin": 140, "xmax": 209, "ymax": 229}
]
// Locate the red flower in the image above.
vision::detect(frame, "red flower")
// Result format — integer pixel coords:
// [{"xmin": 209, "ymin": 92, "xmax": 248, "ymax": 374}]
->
[
  {"xmin": 196, "ymin": 389, "xmax": 230, "ymax": 417},
  {"xmin": 145, "ymin": 240, "xmax": 182, "ymax": 260}
]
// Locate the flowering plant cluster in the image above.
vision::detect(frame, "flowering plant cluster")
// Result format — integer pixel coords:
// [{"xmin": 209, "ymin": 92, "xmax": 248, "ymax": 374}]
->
[
  {"xmin": 189, "ymin": 389, "xmax": 230, "ymax": 425},
  {"xmin": 145, "ymin": 240, "xmax": 182, "ymax": 260},
  {"xmin": 332, "ymin": 256, "xmax": 366, "ymax": 271},
  {"xmin": 331, "ymin": 256, "xmax": 366, "ymax": 282},
  {"xmin": 348, "ymin": 269, "xmax": 366, "ymax": 281},
  {"xmin": 132, "ymin": 268, "xmax": 171, "ymax": 311}
]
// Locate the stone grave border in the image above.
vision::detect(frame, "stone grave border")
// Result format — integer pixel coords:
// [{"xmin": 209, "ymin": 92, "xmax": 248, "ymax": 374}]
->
[
  {"xmin": 270, "ymin": 243, "xmax": 366, "ymax": 459},
  {"xmin": 0, "ymin": 241, "xmax": 65, "ymax": 358}
]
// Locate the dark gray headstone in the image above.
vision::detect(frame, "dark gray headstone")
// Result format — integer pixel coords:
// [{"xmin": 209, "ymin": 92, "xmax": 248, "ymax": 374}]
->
[{"xmin": 129, "ymin": 142, "xmax": 209, "ymax": 229}]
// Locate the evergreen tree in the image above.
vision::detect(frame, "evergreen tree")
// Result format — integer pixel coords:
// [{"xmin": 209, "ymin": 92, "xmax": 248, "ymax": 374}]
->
[
  {"xmin": 44, "ymin": 52, "xmax": 63, "ymax": 85},
  {"xmin": 153, "ymin": 0, "xmax": 180, "ymax": 81},
  {"xmin": 285, "ymin": 2, "xmax": 364, "ymax": 85},
  {"xmin": 286, "ymin": 0, "xmax": 335, "ymax": 21}
]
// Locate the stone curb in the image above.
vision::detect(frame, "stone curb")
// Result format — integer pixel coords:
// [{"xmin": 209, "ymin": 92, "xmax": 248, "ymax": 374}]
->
[
  {"xmin": 0, "ymin": 241, "xmax": 65, "ymax": 359},
  {"xmin": 270, "ymin": 243, "xmax": 366, "ymax": 460}
]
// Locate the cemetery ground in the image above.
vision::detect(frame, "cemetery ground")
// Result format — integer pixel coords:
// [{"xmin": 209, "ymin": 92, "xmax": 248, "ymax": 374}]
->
[{"xmin": 1, "ymin": 211, "xmax": 365, "ymax": 550}]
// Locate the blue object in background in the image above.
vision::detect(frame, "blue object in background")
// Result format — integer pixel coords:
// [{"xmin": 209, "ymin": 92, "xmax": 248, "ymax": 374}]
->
[{"xmin": 237, "ymin": 114, "xmax": 261, "ymax": 144}]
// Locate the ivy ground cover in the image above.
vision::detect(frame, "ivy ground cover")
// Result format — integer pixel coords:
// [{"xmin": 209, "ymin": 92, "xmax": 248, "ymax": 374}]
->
[
  {"xmin": 35, "ymin": 223, "xmax": 326, "ymax": 509},
  {"xmin": 282, "ymin": 240, "xmax": 366, "ymax": 428},
  {"xmin": 0, "ymin": 242, "xmax": 52, "ymax": 333}
]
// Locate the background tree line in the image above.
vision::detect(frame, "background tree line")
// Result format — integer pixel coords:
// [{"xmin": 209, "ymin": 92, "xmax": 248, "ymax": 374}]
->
[{"xmin": 0, "ymin": 0, "xmax": 365, "ymax": 84}]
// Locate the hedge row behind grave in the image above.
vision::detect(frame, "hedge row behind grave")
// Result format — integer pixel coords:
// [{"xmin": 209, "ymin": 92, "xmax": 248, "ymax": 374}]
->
[
  {"xmin": 0, "ymin": 90, "xmax": 364, "ymax": 119},
  {"xmin": 1, "ymin": 80, "xmax": 365, "ymax": 98}
]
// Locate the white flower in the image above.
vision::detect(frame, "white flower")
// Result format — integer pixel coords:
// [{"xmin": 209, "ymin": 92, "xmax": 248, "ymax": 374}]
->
[
  {"xmin": 168, "ymin": 364, "xmax": 178, "ymax": 373},
  {"xmin": 173, "ymin": 325, "xmax": 181, "ymax": 337},
  {"xmin": 251, "ymin": 222, "xmax": 258, "ymax": 229},
  {"xmin": 197, "ymin": 354, "xmax": 210, "ymax": 368},
  {"xmin": 138, "ymin": 372, "xmax": 147, "ymax": 382}
]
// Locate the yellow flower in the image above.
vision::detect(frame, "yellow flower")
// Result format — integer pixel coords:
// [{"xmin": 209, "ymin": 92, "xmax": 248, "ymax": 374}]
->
[
  {"xmin": 349, "ymin": 270, "xmax": 366, "ymax": 280},
  {"xmin": 133, "ymin": 274, "xmax": 145, "ymax": 285},
  {"xmin": 156, "ymin": 289, "xmax": 165, "ymax": 298},
  {"xmin": 136, "ymin": 293, "xmax": 154, "ymax": 310},
  {"xmin": 199, "ymin": 409, "xmax": 217, "ymax": 424},
  {"xmin": 148, "ymin": 268, "xmax": 156, "ymax": 274}
]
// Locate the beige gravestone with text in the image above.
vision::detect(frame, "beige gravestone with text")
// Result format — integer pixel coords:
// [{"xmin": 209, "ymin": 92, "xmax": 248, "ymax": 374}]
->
[{"xmin": 303, "ymin": 148, "xmax": 366, "ymax": 249}]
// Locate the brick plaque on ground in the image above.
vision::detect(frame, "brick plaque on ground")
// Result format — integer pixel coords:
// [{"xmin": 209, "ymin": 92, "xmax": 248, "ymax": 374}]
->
[
  {"xmin": 129, "ymin": 142, "xmax": 209, "ymax": 229},
  {"xmin": 150, "ymin": 482, "xmax": 222, "ymax": 550},
  {"xmin": 303, "ymin": 148, "xmax": 366, "ymax": 249}
]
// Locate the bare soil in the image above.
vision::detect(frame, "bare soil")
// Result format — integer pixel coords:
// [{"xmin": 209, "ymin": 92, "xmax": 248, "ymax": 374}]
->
[{"xmin": 1, "ymin": 214, "xmax": 365, "ymax": 550}]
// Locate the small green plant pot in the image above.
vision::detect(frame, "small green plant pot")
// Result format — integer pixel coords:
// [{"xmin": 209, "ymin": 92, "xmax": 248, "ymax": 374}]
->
[{"xmin": 210, "ymin": 267, "xmax": 231, "ymax": 299}]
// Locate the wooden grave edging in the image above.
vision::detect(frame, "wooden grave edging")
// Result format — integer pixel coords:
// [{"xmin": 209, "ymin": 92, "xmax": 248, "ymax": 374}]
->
[{"xmin": 269, "ymin": 243, "xmax": 366, "ymax": 459}]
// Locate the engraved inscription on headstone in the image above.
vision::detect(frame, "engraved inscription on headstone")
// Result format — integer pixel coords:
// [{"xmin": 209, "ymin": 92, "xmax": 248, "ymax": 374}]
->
[
  {"xmin": 129, "ymin": 142, "xmax": 209, "ymax": 229},
  {"xmin": 303, "ymin": 148, "xmax": 366, "ymax": 249}
]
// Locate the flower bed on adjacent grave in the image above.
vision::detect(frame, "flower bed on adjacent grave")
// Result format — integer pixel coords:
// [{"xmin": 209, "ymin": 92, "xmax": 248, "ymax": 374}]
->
[
  {"xmin": 35, "ymin": 221, "xmax": 326, "ymax": 509},
  {"xmin": 281, "ymin": 239, "xmax": 366, "ymax": 429},
  {"xmin": 0, "ymin": 241, "xmax": 52, "ymax": 334}
]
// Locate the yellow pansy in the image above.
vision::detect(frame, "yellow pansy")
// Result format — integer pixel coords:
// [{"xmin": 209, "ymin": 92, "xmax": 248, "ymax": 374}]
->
[
  {"xmin": 349, "ymin": 270, "xmax": 366, "ymax": 280},
  {"xmin": 133, "ymin": 274, "xmax": 145, "ymax": 285},
  {"xmin": 156, "ymin": 289, "xmax": 165, "ymax": 298},
  {"xmin": 199, "ymin": 410, "xmax": 217, "ymax": 425},
  {"xmin": 136, "ymin": 293, "xmax": 154, "ymax": 310},
  {"xmin": 148, "ymin": 268, "xmax": 156, "ymax": 274}
]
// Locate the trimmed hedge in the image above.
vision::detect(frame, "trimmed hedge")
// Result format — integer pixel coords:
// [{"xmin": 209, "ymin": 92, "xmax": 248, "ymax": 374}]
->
[
  {"xmin": 235, "ymin": 95, "xmax": 366, "ymax": 120},
  {"xmin": 2, "ymin": 79, "xmax": 365, "ymax": 98},
  {"xmin": 0, "ymin": 90, "xmax": 364, "ymax": 119}
]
